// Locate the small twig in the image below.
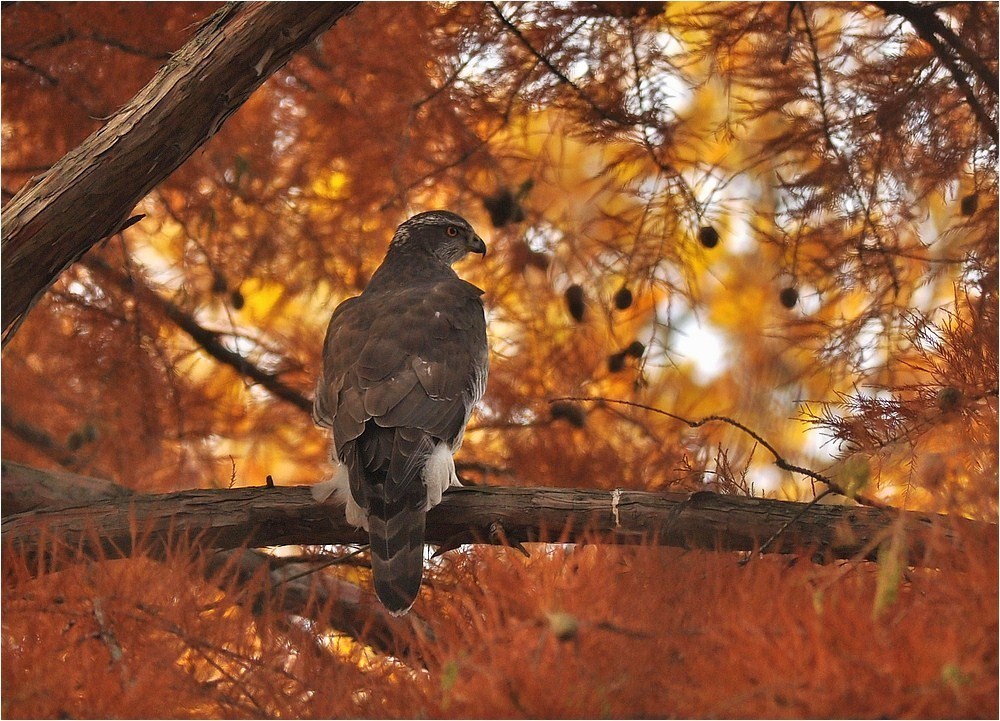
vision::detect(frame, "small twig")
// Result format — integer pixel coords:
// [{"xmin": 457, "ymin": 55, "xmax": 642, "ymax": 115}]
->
[
  {"xmin": 797, "ymin": 3, "xmax": 901, "ymax": 296},
  {"xmin": 489, "ymin": 520, "xmax": 531, "ymax": 557},
  {"xmin": 1, "ymin": 403, "xmax": 79, "ymax": 469},
  {"xmin": 270, "ymin": 546, "xmax": 371, "ymax": 587},
  {"xmin": 915, "ymin": 25, "xmax": 999, "ymax": 146},
  {"xmin": 875, "ymin": 2, "xmax": 999, "ymax": 97},
  {"xmin": 88, "ymin": 32, "xmax": 173, "ymax": 62},
  {"xmin": 551, "ymin": 396, "xmax": 889, "ymax": 509},
  {"xmin": 594, "ymin": 620, "xmax": 652, "ymax": 639},
  {"xmin": 92, "ymin": 597, "xmax": 124, "ymax": 664},
  {"xmin": 92, "ymin": 596, "xmax": 131, "ymax": 688},
  {"xmin": 129, "ymin": 602, "xmax": 299, "ymax": 713},
  {"xmin": 488, "ymin": 2, "xmax": 626, "ymax": 124},
  {"xmin": 83, "ymin": 256, "xmax": 313, "ymax": 414}
]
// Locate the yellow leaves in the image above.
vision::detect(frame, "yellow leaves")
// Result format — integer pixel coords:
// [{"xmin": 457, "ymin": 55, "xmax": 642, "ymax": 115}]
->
[
  {"xmin": 940, "ymin": 662, "xmax": 973, "ymax": 690},
  {"xmin": 831, "ymin": 455, "xmax": 872, "ymax": 500},
  {"xmin": 707, "ymin": 273, "xmax": 770, "ymax": 335},
  {"xmin": 926, "ymin": 186, "xmax": 954, "ymax": 235},
  {"xmin": 128, "ymin": 206, "xmax": 190, "ymax": 268},
  {"xmin": 673, "ymin": 79, "xmax": 738, "ymax": 169},
  {"xmin": 212, "ymin": 435, "xmax": 319, "ymax": 488},
  {"xmin": 488, "ymin": 110, "xmax": 648, "ymax": 247},
  {"xmin": 440, "ymin": 658, "xmax": 461, "ymax": 706},
  {"xmin": 311, "ymin": 168, "xmax": 351, "ymax": 201},
  {"xmin": 232, "ymin": 277, "xmax": 286, "ymax": 323}
]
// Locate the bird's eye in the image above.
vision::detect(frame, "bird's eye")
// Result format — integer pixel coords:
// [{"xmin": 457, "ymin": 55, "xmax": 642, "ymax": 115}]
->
[{"xmin": 446, "ymin": 226, "xmax": 459, "ymax": 237}]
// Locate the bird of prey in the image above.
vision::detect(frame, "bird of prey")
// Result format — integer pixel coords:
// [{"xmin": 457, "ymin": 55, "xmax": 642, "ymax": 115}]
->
[{"xmin": 312, "ymin": 210, "xmax": 488, "ymax": 615}]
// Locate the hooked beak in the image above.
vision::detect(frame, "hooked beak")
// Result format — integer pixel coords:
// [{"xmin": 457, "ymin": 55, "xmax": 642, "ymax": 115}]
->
[{"xmin": 468, "ymin": 232, "xmax": 487, "ymax": 257}]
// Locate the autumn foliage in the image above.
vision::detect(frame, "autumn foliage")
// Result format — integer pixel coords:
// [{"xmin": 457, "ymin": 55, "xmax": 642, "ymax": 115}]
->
[
  {"xmin": 2, "ymin": 1, "xmax": 997, "ymax": 718},
  {"xmin": 3, "ymin": 533, "xmax": 996, "ymax": 718}
]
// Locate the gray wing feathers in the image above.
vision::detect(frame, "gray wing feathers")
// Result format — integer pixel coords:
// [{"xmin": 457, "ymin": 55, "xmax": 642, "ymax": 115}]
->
[
  {"xmin": 314, "ymin": 272, "xmax": 487, "ymax": 613},
  {"xmin": 316, "ymin": 279, "xmax": 486, "ymax": 452}
]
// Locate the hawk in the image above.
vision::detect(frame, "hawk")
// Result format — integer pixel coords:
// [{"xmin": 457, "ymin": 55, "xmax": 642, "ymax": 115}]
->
[{"xmin": 312, "ymin": 210, "xmax": 488, "ymax": 615}]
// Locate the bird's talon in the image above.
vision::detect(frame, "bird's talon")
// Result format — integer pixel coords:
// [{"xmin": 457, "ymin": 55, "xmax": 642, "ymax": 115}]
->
[{"xmin": 489, "ymin": 521, "xmax": 530, "ymax": 557}]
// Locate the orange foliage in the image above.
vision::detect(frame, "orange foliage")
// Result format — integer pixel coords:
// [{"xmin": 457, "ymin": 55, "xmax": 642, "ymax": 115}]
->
[
  {"xmin": 409, "ymin": 539, "xmax": 998, "ymax": 718},
  {"xmin": 2, "ymin": 544, "xmax": 378, "ymax": 719},
  {"xmin": 4, "ymin": 529, "xmax": 995, "ymax": 718},
  {"xmin": 2, "ymin": 1, "xmax": 997, "ymax": 717},
  {"xmin": 3, "ymin": 2, "xmax": 996, "ymax": 505}
]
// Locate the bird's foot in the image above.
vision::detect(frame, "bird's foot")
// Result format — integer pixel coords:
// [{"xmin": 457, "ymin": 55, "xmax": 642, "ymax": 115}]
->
[{"xmin": 489, "ymin": 521, "xmax": 530, "ymax": 557}]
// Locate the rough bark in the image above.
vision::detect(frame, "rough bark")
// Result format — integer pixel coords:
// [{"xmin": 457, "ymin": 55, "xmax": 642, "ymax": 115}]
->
[
  {"xmin": 1, "ymin": 1, "xmax": 359, "ymax": 345},
  {"xmin": 1, "ymin": 459, "xmax": 135, "ymax": 513},
  {"xmin": 3, "ymin": 462, "xmax": 992, "ymax": 573}
]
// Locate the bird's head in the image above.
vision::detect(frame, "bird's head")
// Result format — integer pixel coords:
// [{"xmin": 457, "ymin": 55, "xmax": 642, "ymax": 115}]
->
[{"xmin": 390, "ymin": 210, "xmax": 486, "ymax": 265}]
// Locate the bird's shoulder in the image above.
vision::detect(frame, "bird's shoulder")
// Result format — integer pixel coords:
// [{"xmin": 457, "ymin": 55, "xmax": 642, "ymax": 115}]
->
[
  {"xmin": 347, "ymin": 258, "xmax": 484, "ymax": 329},
  {"xmin": 322, "ymin": 260, "xmax": 485, "ymax": 374}
]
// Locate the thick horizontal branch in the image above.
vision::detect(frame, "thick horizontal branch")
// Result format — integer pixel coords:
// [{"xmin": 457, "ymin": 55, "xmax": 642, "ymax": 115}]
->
[
  {"xmin": 3, "ymin": 464, "xmax": 992, "ymax": 571},
  {"xmin": 0, "ymin": 460, "xmax": 420, "ymax": 659},
  {"xmin": 1, "ymin": 1, "xmax": 358, "ymax": 344}
]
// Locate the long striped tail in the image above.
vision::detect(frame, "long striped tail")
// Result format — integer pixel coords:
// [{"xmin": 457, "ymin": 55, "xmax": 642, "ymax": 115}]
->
[
  {"xmin": 344, "ymin": 422, "xmax": 432, "ymax": 615},
  {"xmin": 367, "ymin": 493, "xmax": 425, "ymax": 615}
]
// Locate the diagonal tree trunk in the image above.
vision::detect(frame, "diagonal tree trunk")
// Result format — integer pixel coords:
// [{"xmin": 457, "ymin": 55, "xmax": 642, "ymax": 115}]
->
[{"xmin": 1, "ymin": 1, "xmax": 359, "ymax": 345}]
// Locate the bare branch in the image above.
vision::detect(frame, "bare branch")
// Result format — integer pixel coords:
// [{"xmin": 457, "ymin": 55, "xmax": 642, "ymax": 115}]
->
[
  {"xmin": 486, "ymin": 1, "xmax": 700, "ymax": 213},
  {"xmin": 488, "ymin": 2, "xmax": 628, "ymax": 124},
  {"xmin": 1, "ymin": 404, "xmax": 79, "ymax": 470},
  {"xmin": 875, "ymin": 1, "xmax": 999, "ymax": 95},
  {"xmin": 3, "ymin": 463, "xmax": 991, "ymax": 574},
  {"xmin": 553, "ymin": 395, "xmax": 890, "ymax": 508},
  {"xmin": 874, "ymin": 1, "xmax": 999, "ymax": 145}
]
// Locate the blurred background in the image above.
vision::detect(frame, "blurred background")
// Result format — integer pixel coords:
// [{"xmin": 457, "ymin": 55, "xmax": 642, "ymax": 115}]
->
[{"xmin": 4, "ymin": 2, "xmax": 995, "ymax": 515}]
